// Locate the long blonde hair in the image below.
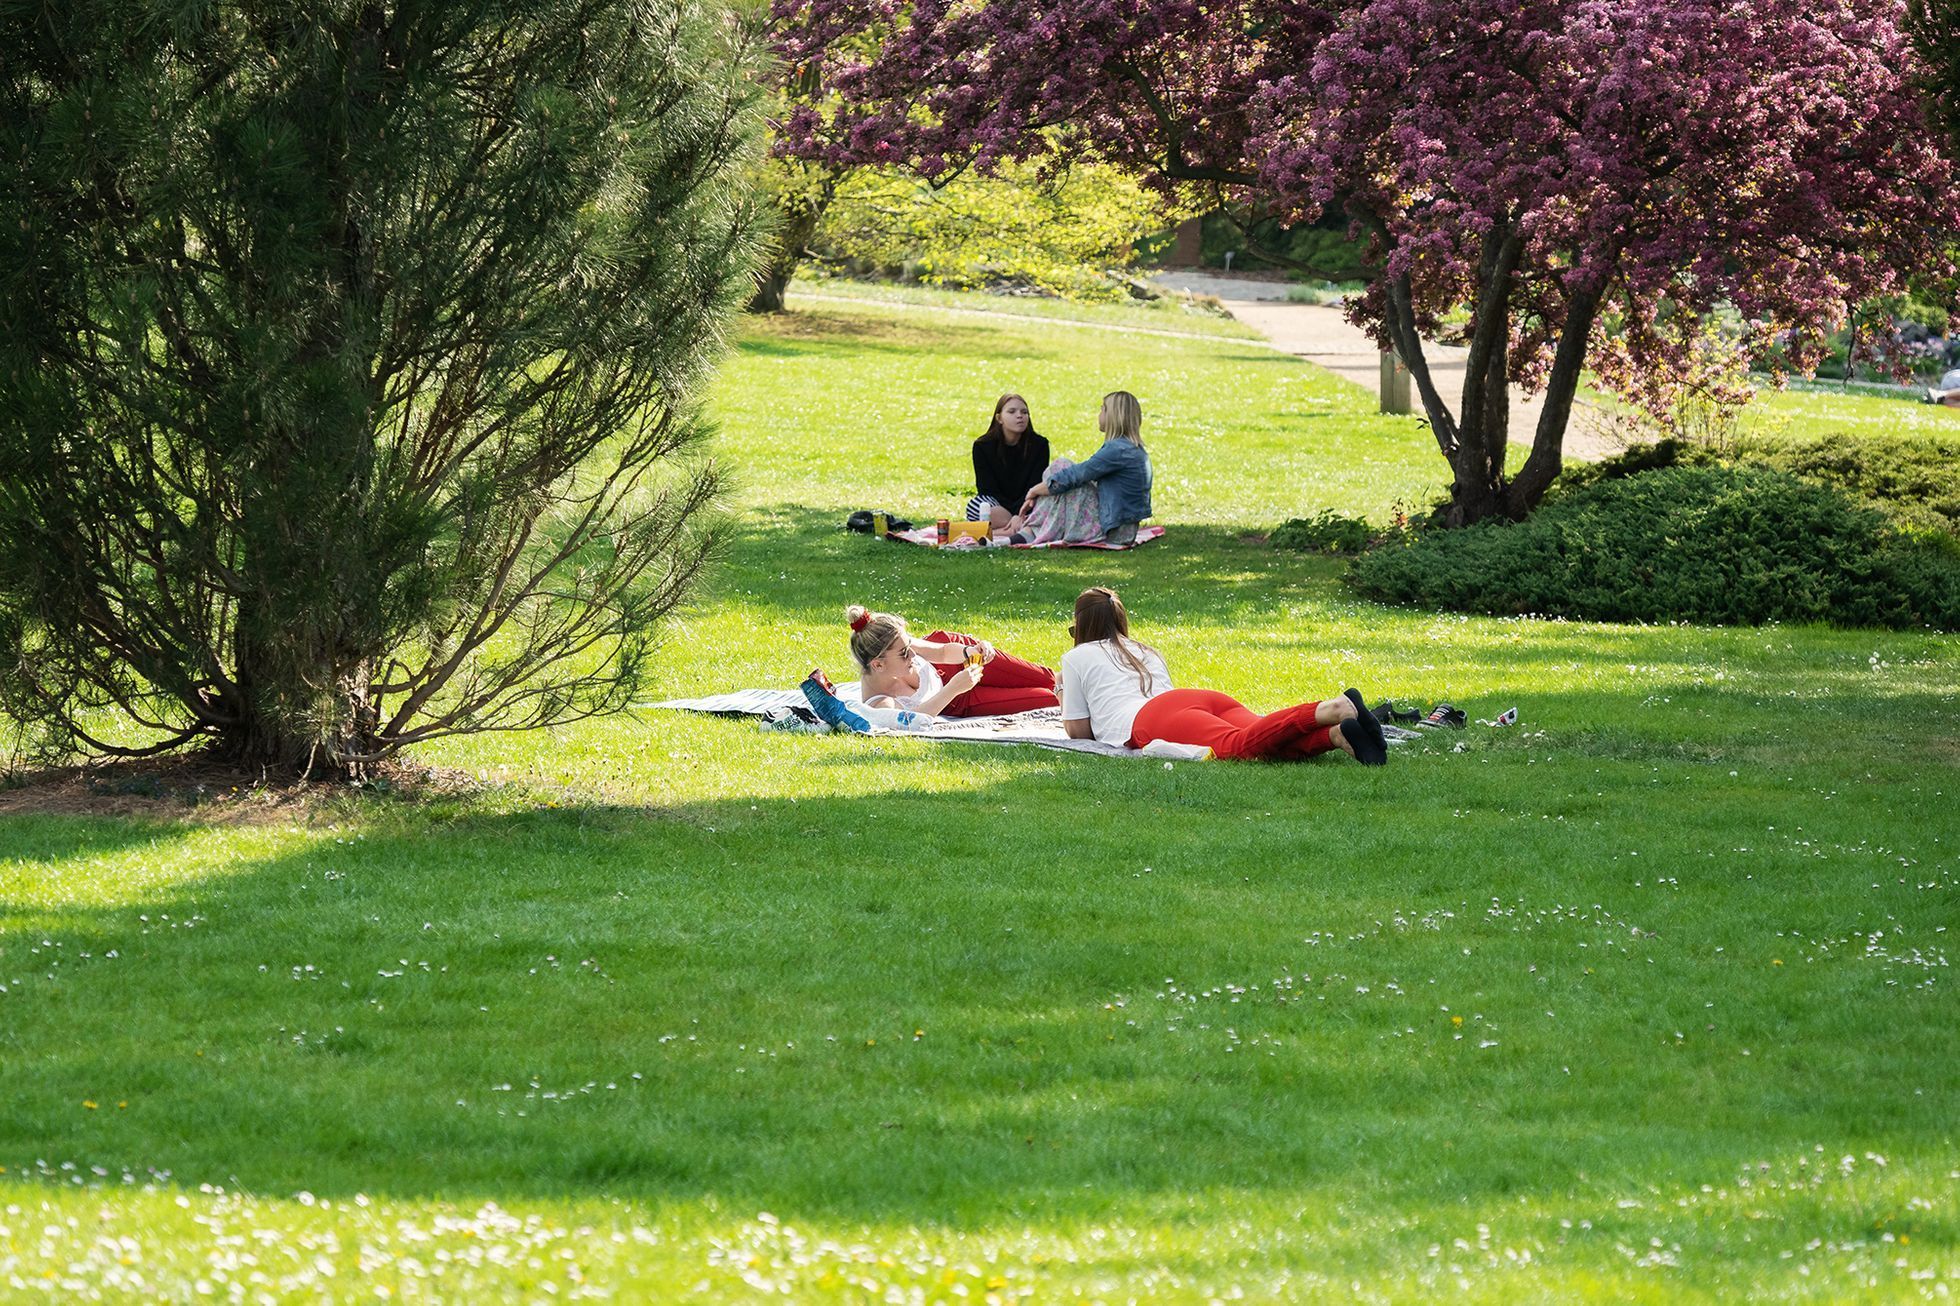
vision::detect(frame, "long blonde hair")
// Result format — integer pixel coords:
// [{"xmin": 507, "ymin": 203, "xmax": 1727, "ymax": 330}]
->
[
  {"xmin": 845, "ymin": 604, "xmax": 907, "ymax": 671},
  {"xmin": 1070, "ymin": 586, "xmax": 1161, "ymax": 695},
  {"xmin": 1098, "ymin": 390, "xmax": 1143, "ymax": 447}
]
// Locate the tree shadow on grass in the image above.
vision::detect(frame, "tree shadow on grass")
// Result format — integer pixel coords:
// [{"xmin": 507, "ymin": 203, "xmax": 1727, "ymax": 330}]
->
[
  {"xmin": 699, "ymin": 508, "xmax": 1958, "ymax": 710},
  {"xmin": 737, "ymin": 310, "xmax": 1063, "ymax": 364},
  {"xmin": 709, "ymin": 507, "xmax": 1351, "ymax": 631},
  {"xmin": 2, "ymin": 770, "xmax": 1954, "ymax": 1225}
]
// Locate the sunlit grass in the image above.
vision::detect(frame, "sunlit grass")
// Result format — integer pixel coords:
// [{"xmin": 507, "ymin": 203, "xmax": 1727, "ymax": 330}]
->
[
  {"xmin": 1741, "ymin": 384, "xmax": 1960, "ymax": 443},
  {"xmin": 786, "ymin": 273, "xmax": 1265, "ymax": 339},
  {"xmin": 1, "ymin": 292, "xmax": 1955, "ymax": 1300}
]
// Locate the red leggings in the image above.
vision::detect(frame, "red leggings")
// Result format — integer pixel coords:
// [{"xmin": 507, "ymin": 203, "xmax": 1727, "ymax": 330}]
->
[
  {"xmin": 927, "ymin": 630, "xmax": 1059, "ymax": 716},
  {"xmin": 1127, "ymin": 688, "xmax": 1340, "ymax": 760}
]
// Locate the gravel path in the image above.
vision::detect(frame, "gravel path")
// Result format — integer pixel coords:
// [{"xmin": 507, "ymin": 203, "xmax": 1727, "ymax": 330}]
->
[{"xmin": 1152, "ymin": 271, "xmax": 1618, "ymax": 462}]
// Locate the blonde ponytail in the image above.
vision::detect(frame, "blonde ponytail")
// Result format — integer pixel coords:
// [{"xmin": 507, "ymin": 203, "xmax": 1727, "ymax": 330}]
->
[{"xmin": 846, "ymin": 604, "xmax": 908, "ymax": 671}]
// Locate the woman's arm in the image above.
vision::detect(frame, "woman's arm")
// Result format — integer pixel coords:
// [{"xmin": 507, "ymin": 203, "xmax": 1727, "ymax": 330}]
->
[
  {"xmin": 916, "ymin": 663, "xmax": 982, "ymax": 716},
  {"xmin": 1057, "ymin": 653, "xmax": 1095, "ymax": 738},
  {"xmin": 973, "ymin": 442, "xmax": 1009, "ymax": 505},
  {"xmin": 1045, "ymin": 439, "xmax": 1131, "ymax": 495},
  {"xmin": 910, "ymin": 635, "xmax": 997, "ymax": 664},
  {"xmin": 909, "ymin": 637, "xmax": 965, "ymax": 664}
]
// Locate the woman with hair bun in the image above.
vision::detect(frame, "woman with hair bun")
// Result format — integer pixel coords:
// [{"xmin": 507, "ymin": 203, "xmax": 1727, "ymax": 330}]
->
[
  {"xmin": 842, "ymin": 604, "xmax": 1059, "ymax": 717},
  {"xmin": 1058, "ymin": 586, "xmax": 1387, "ymax": 764}
]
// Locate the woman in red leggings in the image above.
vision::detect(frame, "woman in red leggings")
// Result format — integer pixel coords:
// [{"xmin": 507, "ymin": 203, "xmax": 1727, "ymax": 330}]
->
[
  {"xmin": 1057, "ymin": 587, "xmax": 1387, "ymax": 764},
  {"xmin": 846, "ymin": 604, "xmax": 1060, "ymax": 717}
]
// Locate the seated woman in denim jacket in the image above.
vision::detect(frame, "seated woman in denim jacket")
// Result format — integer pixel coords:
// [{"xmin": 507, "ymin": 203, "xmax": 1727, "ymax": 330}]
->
[{"xmin": 1011, "ymin": 391, "xmax": 1153, "ymax": 546}]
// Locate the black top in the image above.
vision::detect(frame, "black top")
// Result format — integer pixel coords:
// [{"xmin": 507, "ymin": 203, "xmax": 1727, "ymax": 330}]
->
[{"xmin": 972, "ymin": 432, "xmax": 1051, "ymax": 509}]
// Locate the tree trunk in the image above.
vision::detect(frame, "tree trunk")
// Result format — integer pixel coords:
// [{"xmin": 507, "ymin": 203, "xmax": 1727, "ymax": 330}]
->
[
  {"xmin": 220, "ymin": 5, "xmax": 390, "ymax": 778},
  {"xmin": 746, "ymin": 191, "xmax": 827, "ymax": 313},
  {"xmin": 1503, "ymin": 283, "xmax": 1607, "ymax": 517},
  {"xmin": 747, "ymin": 258, "xmax": 793, "ymax": 313},
  {"xmin": 224, "ymin": 618, "xmax": 380, "ymax": 776}
]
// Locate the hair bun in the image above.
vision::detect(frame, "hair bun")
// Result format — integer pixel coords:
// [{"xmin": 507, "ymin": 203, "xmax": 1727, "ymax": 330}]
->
[{"xmin": 846, "ymin": 604, "xmax": 870, "ymax": 632}]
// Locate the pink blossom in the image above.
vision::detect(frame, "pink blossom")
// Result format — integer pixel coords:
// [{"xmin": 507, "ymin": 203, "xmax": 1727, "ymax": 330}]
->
[{"xmin": 775, "ymin": 0, "xmax": 1960, "ymax": 519}]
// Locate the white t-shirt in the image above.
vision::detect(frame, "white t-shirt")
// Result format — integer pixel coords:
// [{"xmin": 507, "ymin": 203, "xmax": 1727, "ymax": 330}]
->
[
  {"xmin": 864, "ymin": 657, "xmax": 944, "ymax": 712},
  {"xmin": 1060, "ymin": 639, "xmax": 1172, "ymax": 745}
]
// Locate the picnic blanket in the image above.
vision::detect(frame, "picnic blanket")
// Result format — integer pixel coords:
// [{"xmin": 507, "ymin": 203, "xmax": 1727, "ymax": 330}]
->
[
  {"xmin": 885, "ymin": 524, "xmax": 1166, "ymax": 551},
  {"xmin": 646, "ymin": 685, "xmax": 1419, "ymax": 758},
  {"xmin": 647, "ymin": 686, "xmax": 1196, "ymax": 757}
]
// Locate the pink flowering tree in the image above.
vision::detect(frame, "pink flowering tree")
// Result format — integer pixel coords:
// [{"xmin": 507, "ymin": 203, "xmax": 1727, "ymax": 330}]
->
[{"xmin": 778, "ymin": 0, "xmax": 1959, "ymax": 523}]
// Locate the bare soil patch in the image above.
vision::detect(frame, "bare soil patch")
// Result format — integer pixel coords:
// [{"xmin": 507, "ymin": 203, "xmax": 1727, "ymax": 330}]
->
[{"xmin": 0, "ymin": 755, "xmax": 483, "ymax": 824}]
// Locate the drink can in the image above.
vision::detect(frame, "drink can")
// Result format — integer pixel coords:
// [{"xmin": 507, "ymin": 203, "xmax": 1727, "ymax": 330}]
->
[{"xmin": 936, "ymin": 518, "xmax": 950, "ymax": 546}]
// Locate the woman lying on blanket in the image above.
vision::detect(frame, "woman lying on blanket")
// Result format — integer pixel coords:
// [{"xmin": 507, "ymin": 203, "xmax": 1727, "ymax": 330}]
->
[
  {"xmin": 1058, "ymin": 587, "xmax": 1388, "ymax": 765},
  {"xmin": 1010, "ymin": 390, "xmax": 1154, "ymax": 547},
  {"xmin": 846, "ymin": 604, "xmax": 1060, "ymax": 716}
]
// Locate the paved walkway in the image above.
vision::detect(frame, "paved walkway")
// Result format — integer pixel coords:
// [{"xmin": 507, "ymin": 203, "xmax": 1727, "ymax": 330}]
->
[{"xmin": 1152, "ymin": 270, "xmax": 1615, "ymax": 461}]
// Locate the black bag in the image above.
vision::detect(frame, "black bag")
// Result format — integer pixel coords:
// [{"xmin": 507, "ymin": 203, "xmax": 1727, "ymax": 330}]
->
[{"xmin": 845, "ymin": 510, "xmax": 913, "ymax": 534}]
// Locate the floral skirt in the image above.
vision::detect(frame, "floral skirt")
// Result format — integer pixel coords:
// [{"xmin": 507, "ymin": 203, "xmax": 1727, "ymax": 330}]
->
[{"xmin": 1018, "ymin": 458, "xmax": 1104, "ymax": 546}]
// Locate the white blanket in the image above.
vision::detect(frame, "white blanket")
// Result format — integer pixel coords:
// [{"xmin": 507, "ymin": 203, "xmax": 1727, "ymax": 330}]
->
[
  {"xmin": 643, "ymin": 686, "xmax": 1212, "ymax": 759},
  {"xmin": 645, "ymin": 686, "xmax": 1419, "ymax": 758}
]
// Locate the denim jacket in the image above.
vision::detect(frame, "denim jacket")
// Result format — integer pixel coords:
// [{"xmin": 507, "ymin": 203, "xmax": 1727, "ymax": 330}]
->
[{"xmin": 1045, "ymin": 437, "xmax": 1153, "ymax": 531}]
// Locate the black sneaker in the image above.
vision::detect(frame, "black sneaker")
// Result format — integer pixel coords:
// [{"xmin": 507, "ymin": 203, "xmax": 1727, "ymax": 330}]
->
[
  {"xmin": 1339, "ymin": 717, "xmax": 1387, "ymax": 765},
  {"xmin": 1371, "ymin": 699, "xmax": 1420, "ymax": 724},
  {"xmin": 1417, "ymin": 703, "xmax": 1467, "ymax": 729}
]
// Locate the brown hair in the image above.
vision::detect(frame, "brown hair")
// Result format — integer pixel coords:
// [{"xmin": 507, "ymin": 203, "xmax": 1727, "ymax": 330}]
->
[
  {"xmin": 1070, "ymin": 586, "xmax": 1162, "ymax": 695},
  {"xmin": 979, "ymin": 392, "xmax": 1041, "ymax": 445},
  {"xmin": 845, "ymin": 604, "xmax": 908, "ymax": 671}
]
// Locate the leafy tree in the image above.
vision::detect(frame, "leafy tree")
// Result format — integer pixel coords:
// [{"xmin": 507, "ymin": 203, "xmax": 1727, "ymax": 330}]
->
[
  {"xmin": 749, "ymin": 56, "xmax": 842, "ymax": 312},
  {"xmin": 817, "ymin": 160, "xmax": 1185, "ymax": 298},
  {"xmin": 778, "ymin": 0, "xmax": 1959, "ymax": 523},
  {"xmin": 0, "ymin": 0, "xmax": 765, "ymax": 775}
]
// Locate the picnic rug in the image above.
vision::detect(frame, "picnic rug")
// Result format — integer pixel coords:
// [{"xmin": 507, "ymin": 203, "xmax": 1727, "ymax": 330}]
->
[
  {"xmin": 885, "ymin": 524, "xmax": 1167, "ymax": 551},
  {"xmin": 645, "ymin": 685, "xmax": 1419, "ymax": 759}
]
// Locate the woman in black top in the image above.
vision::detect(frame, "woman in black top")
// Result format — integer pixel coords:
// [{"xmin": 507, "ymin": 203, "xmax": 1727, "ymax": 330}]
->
[{"xmin": 968, "ymin": 393, "xmax": 1051, "ymax": 529}]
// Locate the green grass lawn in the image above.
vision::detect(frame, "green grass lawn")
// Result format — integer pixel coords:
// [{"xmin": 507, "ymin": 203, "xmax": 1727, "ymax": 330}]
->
[
  {"xmin": 787, "ymin": 274, "xmax": 1265, "ymax": 340},
  {"xmin": 2, "ymin": 295, "xmax": 1956, "ymax": 1301},
  {"xmin": 1742, "ymin": 384, "xmax": 1960, "ymax": 443}
]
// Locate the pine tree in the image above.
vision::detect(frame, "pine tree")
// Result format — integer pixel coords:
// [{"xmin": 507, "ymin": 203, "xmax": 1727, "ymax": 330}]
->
[{"xmin": 0, "ymin": 0, "xmax": 765, "ymax": 774}]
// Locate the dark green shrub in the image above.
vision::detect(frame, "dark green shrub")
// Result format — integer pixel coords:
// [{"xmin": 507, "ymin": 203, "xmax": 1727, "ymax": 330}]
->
[
  {"xmin": 1270, "ymin": 510, "xmax": 1375, "ymax": 554},
  {"xmin": 1559, "ymin": 438, "xmax": 1715, "ymax": 490},
  {"xmin": 1745, "ymin": 433, "xmax": 1960, "ymax": 539},
  {"xmin": 1348, "ymin": 465, "xmax": 1960, "ymax": 629}
]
